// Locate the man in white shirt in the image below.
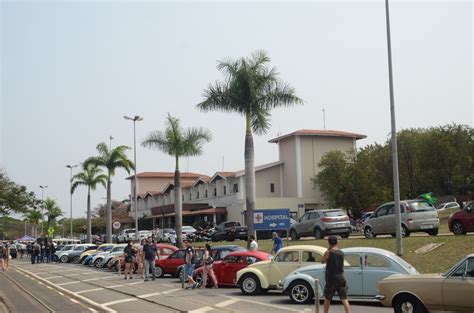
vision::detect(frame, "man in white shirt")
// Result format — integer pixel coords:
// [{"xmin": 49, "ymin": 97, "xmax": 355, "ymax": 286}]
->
[{"xmin": 248, "ymin": 236, "xmax": 258, "ymax": 251}]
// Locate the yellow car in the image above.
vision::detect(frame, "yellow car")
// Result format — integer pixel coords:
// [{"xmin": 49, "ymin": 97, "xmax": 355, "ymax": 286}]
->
[
  {"xmin": 79, "ymin": 243, "xmax": 116, "ymax": 263},
  {"xmin": 236, "ymin": 245, "xmax": 327, "ymax": 295},
  {"xmin": 376, "ymin": 254, "xmax": 474, "ymax": 313}
]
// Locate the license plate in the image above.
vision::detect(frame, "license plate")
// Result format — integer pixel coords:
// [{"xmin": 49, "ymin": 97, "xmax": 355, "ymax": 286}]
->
[{"xmin": 421, "ymin": 224, "xmax": 433, "ymax": 229}]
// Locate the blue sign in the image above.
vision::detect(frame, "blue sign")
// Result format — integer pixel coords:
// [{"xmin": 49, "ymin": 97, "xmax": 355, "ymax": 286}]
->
[{"xmin": 253, "ymin": 209, "xmax": 291, "ymax": 230}]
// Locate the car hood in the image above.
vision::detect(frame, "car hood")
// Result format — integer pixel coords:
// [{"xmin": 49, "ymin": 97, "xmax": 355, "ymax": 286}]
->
[
  {"xmin": 382, "ymin": 273, "xmax": 443, "ymax": 282},
  {"xmin": 248, "ymin": 260, "xmax": 271, "ymax": 269}
]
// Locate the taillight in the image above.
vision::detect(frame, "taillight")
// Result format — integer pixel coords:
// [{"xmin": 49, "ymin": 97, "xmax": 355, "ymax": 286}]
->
[
  {"xmin": 406, "ymin": 205, "xmax": 413, "ymax": 213},
  {"xmin": 343, "ymin": 216, "xmax": 350, "ymax": 221},
  {"xmin": 320, "ymin": 217, "xmax": 332, "ymax": 222}
]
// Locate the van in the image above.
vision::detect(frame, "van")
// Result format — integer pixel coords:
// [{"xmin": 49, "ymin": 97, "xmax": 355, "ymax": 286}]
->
[{"xmin": 363, "ymin": 200, "xmax": 439, "ymax": 238}]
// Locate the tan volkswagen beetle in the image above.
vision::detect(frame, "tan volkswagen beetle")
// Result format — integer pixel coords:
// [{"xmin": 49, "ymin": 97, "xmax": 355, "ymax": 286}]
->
[{"xmin": 376, "ymin": 254, "xmax": 474, "ymax": 313}]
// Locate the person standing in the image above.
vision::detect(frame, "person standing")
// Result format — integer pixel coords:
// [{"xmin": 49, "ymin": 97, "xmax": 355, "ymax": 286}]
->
[
  {"xmin": 45, "ymin": 242, "xmax": 51, "ymax": 263},
  {"xmin": 40, "ymin": 241, "xmax": 45, "ymax": 263},
  {"xmin": 170, "ymin": 232, "xmax": 177, "ymax": 246},
  {"xmin": 142, "ymin": 238, "xmax": 159, "ymax": 282},
  {"xmin": 183, "ymin": 239, "xmax": 198, "ymax": 289},
  {"xmin": 137, "ymin": 240, "xmax": 145, "ymax": 279},
  {"xmin": 200, "ymin": 244, "xmax": 218, "ymax": 289},
  {"xmin": 271, "ymin": 232, "xmax": 282, "ymax": 254},
  {"xmin": 32, "ymin": 241, "xmax": 40, "ymax": 264},
  {"xmin": 321, "ymin": 236, "xmax": 350, "ymax": 313},
  {"xmin": 248, "ymin": 236, "xmax": 258, "ymax": 251},
  {"xmin": 0, "ymin": 243, "xmax": 5, "ymax": 271},
  {"xmin": 123, "ymin": 240, "xmax": 136, "ymax": 280},
  {"xmin": 4, "ymin": 243, "xmax": 10, "ymax": 270}
]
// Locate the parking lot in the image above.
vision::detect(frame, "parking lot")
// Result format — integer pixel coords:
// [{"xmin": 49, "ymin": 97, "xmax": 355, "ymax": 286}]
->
[{"xmin": 10, "ymin": 259, "xmax": 390, "ymax": 313}]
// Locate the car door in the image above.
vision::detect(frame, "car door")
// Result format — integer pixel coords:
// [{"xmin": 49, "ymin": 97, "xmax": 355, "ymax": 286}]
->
[
  {"xmin": 442, "ymin": 257, "xmax": 474, "ymax": 311},
  {"xmin": 343, "ymin": 253, "xmax": 363, "ymax": 296},
  {"xmin": 301, "ymin": 250, "xmax": 323, "ymax": 266},
  {"xmin": 370, "ymin": 206, "xmax": 387, "ymax": 234},
  {"xmin": 296, "ymin": 213, "xmax": 310, "ymax": 236},
  {"xmin": 362, "ymin": 253, "xmax": 392, "ymax": 296},
  {"xmin": 166, "ymin": 250, "xmax": 185, "ymax": 272},
  {"xmin": 383, "ymin": 205, "xmax": 396, "ymax": 233},
  {"xmin": 269, "ymin": 250, "xmax": 301, "ymax": 286},
  {"xmin": 220, "ymin": 255, "xmax": 244, "ymax": 285}
]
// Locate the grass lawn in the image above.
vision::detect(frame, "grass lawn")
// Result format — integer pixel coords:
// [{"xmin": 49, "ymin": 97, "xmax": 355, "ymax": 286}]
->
[
  {"xmin": 206, "ymin": 234, "xmax": 473, "ymax": 274},
  {"xmin": 438, "ymin": 207, "xmax": 458, "ymax": 233}
]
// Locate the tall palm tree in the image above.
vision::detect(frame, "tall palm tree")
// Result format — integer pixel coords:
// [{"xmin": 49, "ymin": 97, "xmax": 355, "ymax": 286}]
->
[
  {"xmin": 84, "ymin": 143, "xmax": 134, "ymax": 243},
  {"xmin": 197, "ymin": 51, "xmax": 303, "ymax": 242},
  {"xmin": 44, "ymin": 197, "xmax": 63, "ymax": 228},
  {"xmin": 24, "ymin": 209, "xmax": 42, "ymax": 238},
  {"xmin": 142, "ymin": 114, "xmax": 211, "ymax": 248},
  {"xmin": 71, "ymin": 163, "xmax": 107, "ymax": 243}
]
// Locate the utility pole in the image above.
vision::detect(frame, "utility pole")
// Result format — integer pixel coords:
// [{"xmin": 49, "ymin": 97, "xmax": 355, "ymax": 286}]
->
[
  {"xmin": 124, "ymin": 115, "xmax": 143, "ymax": 241},
  {"xmin": 384, "ymin": 0, "xmax": 403, "ymax": 256},
  {"xmin": 66, "ymin": 164, "xmax": 78, "ymax": 238},
  {"xmin": 39, "ymin": 185, "xmax": 48, "ymax": 236},
  {"xmin": 109, "ymin": 135, "xmax": 114, "ymax": 150},
  {"xmin": 322, "ymin": 108, "xmax": 326, "ymax": 130}
]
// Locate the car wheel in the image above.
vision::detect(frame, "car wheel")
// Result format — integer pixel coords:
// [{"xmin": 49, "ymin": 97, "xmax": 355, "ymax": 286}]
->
[
  {"xmin": 72, "ymin": 256, "xmax": 80, "ymax": 264},
  {"xmin": 314, "ymin": 228, "xmax": 323, "ymax": 240},
  {"xmin": 94, "ymin": 259, "xmax": 102, "ymax": 268},
  {"xmin": 340, "ymin": 233, "xmax": 350, "ymax": 238},
  {"xmin": 401, "ymin": 225, "xmax": 410, "ymax": 238},
  {"xmin": 155, "ymin": 266, "xmax": 164, "ymax": 278},
  {"xmin": 393, "ymin": 294, "xmax": 427, "ymax": 313},
  {"xmin": 289, "ymin": 280, "xmax": 314, "ymax": 304},
  {"xmin": 364, "ymin": 226, "xmax": 376, "ymax": 238},
  {"xmin": 452, "ymin": 221, "xmax": 466, "ymax": 235},
  {"xmin": 177, "ymin": 268, "xmax": 184, "ymax": 281},
  {"xmin": 60, "ymin": 255, "xmax": 69, "ymax": 263},
  {"xmin": 427, "ymin": 229, "xmax": 438, "ymax": 236},
  {"xmin": 290, "ymin": 230, "xmax": 298, "ymax": 241},
  {"xmin": 240, "ymin": 274, "xmax": 261, "ymax": 295}
]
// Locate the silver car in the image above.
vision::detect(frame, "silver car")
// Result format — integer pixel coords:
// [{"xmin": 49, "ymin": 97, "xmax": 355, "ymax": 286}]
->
[
  {"xmin": 363, "ymin": 200, "xmax": 439, "ymax": 238},
  {"xmin": 289, "ymin": 209, "xmax": 352, "ymax": 240}
]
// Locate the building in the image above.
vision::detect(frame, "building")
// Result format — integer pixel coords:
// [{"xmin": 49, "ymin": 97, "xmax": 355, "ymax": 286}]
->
[{"xmin": 127, "ymin": 129, "xmax": 366, "ymax": 228}]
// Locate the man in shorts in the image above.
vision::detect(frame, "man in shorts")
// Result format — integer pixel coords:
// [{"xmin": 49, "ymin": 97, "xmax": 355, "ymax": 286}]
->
[
  {"xmin": 183, "ymin": 239, "xmax": 198, "ymax": 289},
  {"xmin": 321, "ymin": 236, "xmax": 350, "ymax": 313},
  {"xmin": 142, "ymin": 238, "xmax": 159, "ymax": 281}
]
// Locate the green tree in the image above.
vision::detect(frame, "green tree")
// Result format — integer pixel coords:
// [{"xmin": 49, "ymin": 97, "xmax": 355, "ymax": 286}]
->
[
  {"xmin": 71, "ymin": 163, "xmax": 107, "ymax": 243},
  {"xmin": 197, "ymin": 51, "xmax": 303, "ymax": 241},
  {"xmin": 0, "ymin": 169, "xmax": 39, "ymax": 215},
  {"xmin": 84, "ymin": 143, "xmax": 134, "ymax": 243},
  {"xmin": 24, "ymin": 209, "xmax": 42, "ymax": 238},
  {"xmin": 142, "ymin": 114, "xmax": 211, "ymax": 248},
  {"xmin": 43, "ymin": 197, "xmax": 63, "ymax": 228}
]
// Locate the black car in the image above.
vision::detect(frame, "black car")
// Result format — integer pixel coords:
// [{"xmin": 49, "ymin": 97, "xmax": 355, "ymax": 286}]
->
[{"xmin": 211, "ymin": 221, "xmax": 248, "ymax": 242}]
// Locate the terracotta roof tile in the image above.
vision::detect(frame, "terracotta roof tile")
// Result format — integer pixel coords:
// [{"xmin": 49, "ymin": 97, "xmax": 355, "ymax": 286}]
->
[{"xmin": 126, "ymin": 172, "xmax": 206, "ymax": 180}]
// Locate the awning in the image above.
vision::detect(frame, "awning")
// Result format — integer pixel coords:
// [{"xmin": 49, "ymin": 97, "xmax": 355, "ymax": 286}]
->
[{"xmin": 148, "ymin": 204, "xmax": 227, "ymax": 218}]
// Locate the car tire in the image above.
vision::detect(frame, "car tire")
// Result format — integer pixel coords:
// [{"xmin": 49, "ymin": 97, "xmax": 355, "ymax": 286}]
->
[
  {"xmin": 452, "ymin": 221, "xmax": 466, "ymax": 235},
  {"xmin": 314, "ymin": 228, "xmax": 323, "ymax": 240},
  {"xmin": 240, "ymin": 274, "xmax": 261, "ymax": 295},
  {"xmin": 393, "ymin": 294, "xmax": 427, "ymax": 313},
  {"xmin": 94, "ymin": 259, "xmax": 102, "ymax": 268},
  {"xmin": 401, "ymin": 225, "xmax": 410, "ymax": 238},
  {"xmin": 226, "ymin": 233, "xmax": 235, "ymax": 242},
  {"xmin": 340, "ymin": 233, "xmax": 350, "ymax": 239},
  {"xmin": 72, "ymin": 256, "xmax": 80, "ymax": 264},
  {"xmin": 60, "ymin": 255, "xmax": 69, "ymax": 263},
  {"xmin": 155, "ymin": 266, "xmax": 164, "ymax": 278},
  {"xmin": 177, "ymin": 268, "xmax": 183, "ymax": 281},
  {"xmin": 364, "ymin": 226, "xmax": 376, "ymax": 238},
  {"xmin": 427, "ymin": 229, "xmax": 438, "ymax": 236},
  {"xmin": 290, "ymin": 229, "xmax": 299, "ymax": 241},
  {"xmin": 289, "ymin": 280, "xmax": 314, "ymax": 304}
]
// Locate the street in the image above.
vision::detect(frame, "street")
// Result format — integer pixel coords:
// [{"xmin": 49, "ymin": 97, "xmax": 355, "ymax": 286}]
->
[{"xmin": 3, "ymin": 259, "xmax": 390, "ymax": 313}]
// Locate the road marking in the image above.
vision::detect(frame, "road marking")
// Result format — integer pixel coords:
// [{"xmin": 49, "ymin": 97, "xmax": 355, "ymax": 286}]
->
[
  {"xmin": 101, "ymin": 298, "xmax": 137, "ymax": 307},
  {"xmin": 66, "ymin": 273, "xmax": 81, "ymax": 276},
  {"xmin": 70, "ymin": 298, "xmax": 79, "ymax": 304},
  {"xmin": 43, "ymin": 276, "xmax": 63, "ymax": 280},
  {"xmin": 221, "ymin": 295, "xmax": 300, "ymax": 312},
  {"xmin": 57, "ymin": 281, "xmax": 82, "ymax": 286},
  {"xmin": 188, "ymin": 298, "xmax": 240, "ymax": 313},
  {"xmin": 88, "ymin": 308, "xmax": 97, "ymax": 312},
  {"xmin": 76, "ymin": 288, "xmax": 105, "ymax": 294},
  {"xmin": 37, "ymin": 281, "xmax": 44, "ymax": 285},
  {"xmin": 83, "ymin": 278, "xmax": 100, "ymax": 282},
  {"xmin": 58, "ymin": 292, "xmax": 64, "ymax": 296},
  {"xmin": 137, "ymin": 288, "xmax": 180, "ymax": 299},
  {"xmin": 216, "ymin": 298, "xmax": 239, "ymax": 308},
  {"xmin": 188, "ymin": 307, "xmax": 213, "ymax": 313},
  {"xmin": 46, "ymin": 286, "xmax": 53, "ymax": 290}
]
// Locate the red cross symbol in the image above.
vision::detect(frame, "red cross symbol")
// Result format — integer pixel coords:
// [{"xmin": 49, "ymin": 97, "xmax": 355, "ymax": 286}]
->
[{"xmin": 254, "ymin": 213, "xmax": 263, "ymax": 223}]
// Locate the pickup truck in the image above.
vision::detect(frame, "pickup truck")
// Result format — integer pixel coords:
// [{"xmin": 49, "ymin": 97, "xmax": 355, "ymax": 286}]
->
[{"xmin": 210, "ymin": 221, "xmax": 247, "ymax": 242}]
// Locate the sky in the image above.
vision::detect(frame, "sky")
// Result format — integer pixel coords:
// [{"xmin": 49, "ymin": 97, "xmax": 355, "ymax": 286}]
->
[{"xmin": 1, "ymin": 0, "xmax": 472, "ymax": 218}]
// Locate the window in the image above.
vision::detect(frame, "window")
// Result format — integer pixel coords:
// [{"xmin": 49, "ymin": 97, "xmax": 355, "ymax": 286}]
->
[
  {"xmin": 170, "ymin": 251, "xmax": 185, "ymax": 259},
  {"xmin": 364, "ymin": 255, "xmax": 389, "ymax": 268},
  {"xmin": 182, "ymin": 195, "xmax": 184, "ymax": 201},
  {"xmin": 302, "ymin": 251, "xmax": 321, "ymax": 262},
  {"xmin": 344, "ymin": 253, "xmax": 361, "ymax": 268},
  {"xmin": 451, "ymin": 261, "xmax": 467, "ymax": 277},
  {"xmin": 275, "ymin": 251, "xmax": 299, "ymax": 263},
  {"xmin": 224, "ymin": 255, "xmax": 243, "ymax": 263},
  {"xmin": 205, "ymin": 190, "xmax": 208, "ymax": 198},
  {"xmin": 246, "ymin": 256, "xmax": 259, "ymax": 265},
  {"xmin": 309, "ymin": 212, "xmax": 318, "ymax": 220},
  {"xmin": 214, "ymin": 188, "xmax": 217, "ymax": 196},
  {"xmin": 270, "ymin": 183, "xmax": 275, "ymax": 193},
  {"xmin": 189, "ymin": 193, "xmax": 192, "ymax": 200},
  {"xmin": 375, "ymin": 206, "xmax": 390, "ymax": 217},
  {"xmin": 196, "ymin": 191, "xmax": 200, "ymax": 199},
  {"xmin": 223, "ymin": 186, "xmax": 227, "ymax": 195},
  {"xmin": 162, "ymin": 248, "xmax": 175, "ymax": 255},
  {"xmin": 233, "ymin": 184, "xmax": 239, "ymax": 193}
]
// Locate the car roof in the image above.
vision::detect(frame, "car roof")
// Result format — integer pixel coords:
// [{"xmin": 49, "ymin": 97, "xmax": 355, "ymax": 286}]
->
[
  {"xmin": 342, "ymin": 247, "xmax": 396, "ymax": 257},
  {"xmin": 306, "ymin": 209, "xmax": 344, "ymax": 213},
  {"xmin": 280, "ymin": 245, "xmax": 327, "ymax": 253},
  {"xmin": 156, "ymin": 243, "xmax": 178, "ymax": 250},
  {"xmin": 211, "ymin": 245, "xmax": 245, "ymax": 251},
  {"xmin": 225, "ymin": 250, "xmax": 271, "ymax": 258}
]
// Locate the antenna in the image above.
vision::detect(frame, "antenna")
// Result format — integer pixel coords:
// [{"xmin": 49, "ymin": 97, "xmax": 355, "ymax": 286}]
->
[{"xmin": 322, "ymin": 108, "xmax": 326, "ymax": 130}]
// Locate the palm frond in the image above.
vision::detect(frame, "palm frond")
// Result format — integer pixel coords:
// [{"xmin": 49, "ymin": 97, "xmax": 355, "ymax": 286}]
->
[
  {"xmin": 182, "ymin": 127, "xmax": 212, "ymax": 157},
  {"xmin": 250, "ymin": 107, "xmax": 271, "ymax": 135},
  {"xmin": 141, "ymin": 130, "xmax": 173, "ymax": 155}
]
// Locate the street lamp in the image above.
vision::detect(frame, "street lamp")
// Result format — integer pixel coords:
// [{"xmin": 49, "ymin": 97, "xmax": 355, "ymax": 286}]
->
[
  {"xmin": 66, "ymin": 164, "xmax": 78, "ymax": 238},
  {"xmin": 384, "ymin": 0, "xmax": 403, "ymax": 256},
  {"xmin": 124, "ymin": 115, "xmax": 143, "ymax": 240},
  {"xmin": 39, "ymin": 185, "xmax": 48, "ymax": 236}
]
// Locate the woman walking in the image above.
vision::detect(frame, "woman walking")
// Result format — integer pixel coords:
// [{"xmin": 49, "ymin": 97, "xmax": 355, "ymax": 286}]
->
[
  {"xmin": 200, "ymin": 244, "xmax": 218, "ymax": 289},
  {"xmin": 123, "ymin": 240, "xmax": 136, "ymax": 280},
  {"xmin": 137, "ymin": 239, "xmax": 145, "ymax": 279}
]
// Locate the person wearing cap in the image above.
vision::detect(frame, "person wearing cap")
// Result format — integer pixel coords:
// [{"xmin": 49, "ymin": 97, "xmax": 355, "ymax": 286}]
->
[
  {"xmin": 183, "ymin": 239, "xmax": 198, "ymax": 289},
  {"xmin": 321, "ymin": 236, "xmax": 350, "ymax": 313}
]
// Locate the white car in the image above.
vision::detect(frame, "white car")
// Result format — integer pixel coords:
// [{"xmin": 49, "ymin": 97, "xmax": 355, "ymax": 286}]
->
[
  {"xmin": 99, "ymin": 244, "xmax": 127, "ymax": 268},
  {"xmin": 138, "ymin": 230, "xmax": 152, "ymax": 240},
  {"xmin": 117, "ymin": 229, "xmax": 136, "ymax": 243},
  {"xmin": 436, "ymin": 202, "xmax": 460, "ymax": 211},
  {"xmin": 182, "ymin": 226, "xmax": 196, "ymax": 238}
]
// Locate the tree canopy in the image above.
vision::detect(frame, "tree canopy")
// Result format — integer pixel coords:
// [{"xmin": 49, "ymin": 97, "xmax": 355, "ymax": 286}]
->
[{"xmin": 0, "ymin": 169, "xmax": 40, "ymax": 215}]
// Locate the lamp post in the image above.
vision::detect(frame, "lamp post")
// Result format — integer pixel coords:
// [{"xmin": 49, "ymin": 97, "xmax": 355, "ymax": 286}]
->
[
  {"xmin": 109, "ymin": 135, "xmax": 114, "ymax": 150},
  {"xmin": 66, "ymin": 164, "xmax": 78, "ymax": 238},
  {"xmin": 384, "ymin": 0, "xmax": 402, "ymax": 256},
  {"xmin": 124, "ymin": 115, "xmax": 143, "ymax": 241},
  {"xmin": 39, "ymin": 185, "xmax": 48, "ymax": 236}
]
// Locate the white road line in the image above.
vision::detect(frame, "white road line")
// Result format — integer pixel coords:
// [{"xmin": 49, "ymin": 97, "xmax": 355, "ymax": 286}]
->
[
  {"xmin": 216, "ymin": 298, "xmax": 239, "ymax": 308},
  {"xmin": 188, "ymin": 307, "xmax": 213, "ymax": 313},
  {"xmin": 43, "ymin": 276, "xmax": 63, "ymax": 280},
  {"xmin": 106, "ymin": 285, "xmax": 122, "ymax": 288},
  {"xmin": 57, "ymin": 281, "xmax": 82, "ymax": 286},
  {"xmin": 69, "ymin": 298, "xmax": 79, "ymax": 304},
  {"xmin": 221, "ymin": 295, "xmax": 300, "ymax": 312},
  {"xmin": 88, "ymin": 308, "xmax": 97, "ymax": 312},
  {"xmin": 137, "ymin": 288, "xmax": 180, "ymax": 299},
  {"xmin": 83, "ymin": 278, "xmax": 100, "ymax": 282},
  {"xmin": 76, "ymin": 288, "xmax": 105, "ymax": 294},
  {"xmin": 188, "ymin": 298, "xmax": 240, "ymax": 313},
  {"xmin": 66, "ymin": 273, "xmax": 81, "ymax": 276},
  {"xmin": 37, "ymin": 281, "xmax": 44, "ymax": 285},
  {"xmin": 58, "ymin": 292, "xmax": 64, "ymax": 296},
  {"xmin": 101, "ymin": 298, "xmax": 137, "ymax": 307},
  {"xmin": 162, "ymin": 288, "xmax": 180, "ymax": 295},
  {"xmin": 46, "ymin": 286, "xmax": 53, "ymax": 290}
]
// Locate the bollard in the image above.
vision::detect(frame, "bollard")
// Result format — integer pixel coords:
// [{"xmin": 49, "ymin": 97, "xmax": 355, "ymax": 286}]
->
[{"xmin": 314, "ymin": 278, "xmax": 320, "ymax": 313}]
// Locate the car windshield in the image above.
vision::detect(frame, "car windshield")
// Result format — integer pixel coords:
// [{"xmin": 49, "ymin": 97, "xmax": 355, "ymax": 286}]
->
[
  {"xmin": 323, "ymin": 210, "xmax": 345, "ymax": 217},
  {"xmin": 125, "ymin": 230, "xmax": 135, "ymax": 233},
  {"xmin": 225, "ymin": 222, "xmax": 240, "ymax": 227},
  {"xmin": 389, "ymin": 253, "xmax": 419, "ymax": 274},
  {"xmin": 73, "ymin": 246, "xmax": 84, "ymax": 251},
  {"xmin": 63, "ymin": 245, "xmax": 74, "ymax": 251},
  {"xmin": 112, "ymin": 246, "xmax": 125, "ymax": 252},
  {"xmin": 98, "ymin": 245, "xmax": 109, "ymax": 251},
  {"xmin": 409, "ymin": 201, "xmax": 435, "ymax": 212}
]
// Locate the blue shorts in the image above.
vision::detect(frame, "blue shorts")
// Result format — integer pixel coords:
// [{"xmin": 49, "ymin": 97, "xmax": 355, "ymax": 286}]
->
[{"xmin": 184, "ymin": 264, "xmax": 195, "ymax": 277}]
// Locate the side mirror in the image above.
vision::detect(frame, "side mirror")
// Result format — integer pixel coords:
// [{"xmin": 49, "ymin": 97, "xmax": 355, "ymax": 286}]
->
[{"xmin": 467, "ymin": 207, "xmax": 472, "ymax": 213}]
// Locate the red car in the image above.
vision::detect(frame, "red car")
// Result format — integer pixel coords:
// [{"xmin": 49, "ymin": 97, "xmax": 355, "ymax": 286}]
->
[
  {"xmin": 449, "ymin": 201, "xmax": 474, "ymax": 235},
  {"xmin": 193, "ymin": 250, "xmax": 272, "ymax": 287},
  {"xmin": 155, "ymin": 248, "xmax": 205, "ymax": 278},
  {"xmin": 120, "ymin": 243, "xmax": 178, "ymax": 270}
]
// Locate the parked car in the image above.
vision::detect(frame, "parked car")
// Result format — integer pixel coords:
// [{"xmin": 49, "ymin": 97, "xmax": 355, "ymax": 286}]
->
[
  {"xmin": 182, "ymin": 226, "xmax": 197, "ymax": 239},
  {"xmin": 157, "ymin": 228, "xmax": 176, "ymax": 242},
  {"xmin": 361, "ymin": 211, "xmax": 374, "ymax": 222},
  {"xmin": 289, "ymin": 209, "xmax": 351, "ymax": 240},
  {"xmin": 376, "ymin": 254, "xmax": 474, "ymax": 313},
  {"xmin": 211, "ymin": 221, "xmax": 248, "ymax": 242},
  {"xmin": 79, "ymin": 243, "xmax": 116, "ymax": 263},
  {"xmin": 364, "ymin": 200, "xmax": 439, "ymax": 238},
  {"xmin": 436, "ymin": 201, "xmax": 460, "ymax": 211},
  {"xmin": 281, "ymin": 247, "xmax": 418, "ymax": 304},
  {"xmin": 448, "ymin": 201, "xmax": 474, "ymax": 235},
  {"xmin": 236, "ymin": 245, "xmax": 327, "ymax": 295},
  {"xmin": 58, "ymin": 244, "xmax": 97, "ymax": 263},
  {"xmin": 98, "ymin": 244, "xmax": 127, "ymax": 268},
  {"xmin": 155, "ymin": 248, "xmax": 205, "ymax": 278},
  {"xmin": 138, "ymin": 230, "xmax": 153, "ymax": 240},
  {"xmin": 54, "ymin": 244, "xmax": 75, "ymax": 261},
  {"xmin": 120, "ymin": 243, "xmax": 178, "ymax": 272},
  {"xmin": 193, "ymin": 250, "xmax": 272, "ymax": 287},
  {"xmin": 117, "ymin": 228, "xmax": 136, "ymax": 243}
]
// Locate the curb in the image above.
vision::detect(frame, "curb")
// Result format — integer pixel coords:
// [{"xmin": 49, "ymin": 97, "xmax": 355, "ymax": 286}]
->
[{"xmin": 13, "ymin": 265, "xmax": 114, "ymax": 313}]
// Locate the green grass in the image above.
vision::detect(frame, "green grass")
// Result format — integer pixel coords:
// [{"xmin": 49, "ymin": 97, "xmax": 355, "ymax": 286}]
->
[
  {"xmin": 205, "ymin": 234, "xmax": 473, "ymax": 274},
  {"xmin": 438, "ymin": 207, "xmax": 457, "ymax": 233}
]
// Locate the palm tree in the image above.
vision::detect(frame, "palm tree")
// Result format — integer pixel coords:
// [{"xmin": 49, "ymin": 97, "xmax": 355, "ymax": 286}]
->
[
  {"xmin": 142, "ymin": 114, "xmax": 211, "ymax": 248},
  {"xmin": 84, "ymin": 143, "xmax": 134, "ymax": 243},
  {"xmin": 24, "ymin": 209, "xmax": 42, "ymax": 238},
  {"xmin": 71, "ymin": 163, "xmax": 107, "ymax": 243},
  {"xmin": 197, "ymin": 51, "xmax": 303, "ymax": 242},
  {"xmin": 44, "ymin": 197, "xmax": 63, "ymax": 228}
]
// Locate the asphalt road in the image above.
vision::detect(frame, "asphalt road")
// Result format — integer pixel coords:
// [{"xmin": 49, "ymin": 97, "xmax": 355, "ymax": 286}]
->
[{"xmin": 7, "ymin": 259, "xmax": 391, "ymax": 313}]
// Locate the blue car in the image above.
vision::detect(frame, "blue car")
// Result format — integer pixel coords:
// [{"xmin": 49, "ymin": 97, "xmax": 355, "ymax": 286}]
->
[
  {"xmin": 82, "ymin": 253, "xmax": 97, "ymax": 266},
  {"xmin": 280, "ymin": 247, "xmax": 418, "ymax": 304}
]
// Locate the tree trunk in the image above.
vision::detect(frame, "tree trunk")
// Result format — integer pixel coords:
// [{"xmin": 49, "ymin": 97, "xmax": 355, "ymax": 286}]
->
[
  {"xmin": 244, "ymin": 113, "xmax": 256, "ymax": 248},
  {"xmin": 174, "ymin": 155, "xmax": 183, "ymax": 248},
  {"xmin": 87, "ymin": 187, "xmax": 92, "ymax": 243},
  {"xmin": 106, "ymin": 178, "xmax": 112, "ymax": 243}
]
